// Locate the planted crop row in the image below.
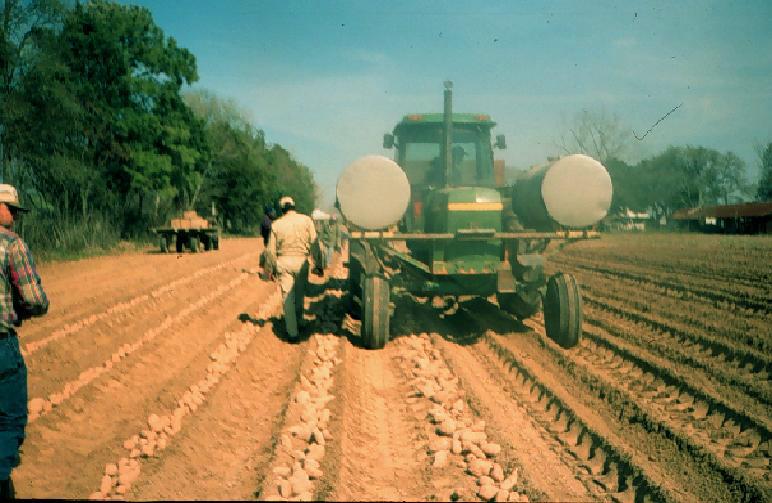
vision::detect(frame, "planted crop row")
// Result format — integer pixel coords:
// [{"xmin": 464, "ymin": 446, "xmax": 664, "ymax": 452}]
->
[
  {"xmin": 88, "ymin": 289, "xmax": 284, "ymax": 500},
  {"xmin": 22, "ymin": 252, "xmax": 256, "ymax": 358}
]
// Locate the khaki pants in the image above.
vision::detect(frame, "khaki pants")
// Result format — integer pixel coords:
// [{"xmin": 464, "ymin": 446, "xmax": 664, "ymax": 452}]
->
[{"xmin": 277, "ymin": 256, "xmax": 309, "ymax": 338}]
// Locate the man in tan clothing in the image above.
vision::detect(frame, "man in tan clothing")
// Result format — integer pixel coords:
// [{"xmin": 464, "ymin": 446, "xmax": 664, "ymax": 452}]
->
[{"xmin": 265, "ymin": 196, "xmax": 321, "ymax": 339}]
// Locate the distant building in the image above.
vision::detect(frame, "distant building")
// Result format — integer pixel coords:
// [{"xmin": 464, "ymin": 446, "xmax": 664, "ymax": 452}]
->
[
  {"xmin": 672, "ymin": 202, "xmax": 772, "ymax": 234},
  {"xmin": 601, "ymin": 208, "xmax": 652, "ymax": 232}
]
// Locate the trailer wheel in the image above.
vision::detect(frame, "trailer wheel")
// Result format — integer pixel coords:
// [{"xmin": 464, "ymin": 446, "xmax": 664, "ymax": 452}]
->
[
  {"xmin": 160, "ymin": 236, "xmax": 168, "ymax": 253},
  {"xmin": 175, "ymin": 234, "xmax": 184, "ymax": 253},
  {"xmin": 189, "ymin": 236, "xmax": 199, "ymax": 253},
  {"xmin": 497, "ymin": 289, "xmax": 542, "ymax": 319},
  {"xmin": 361, "ymin": 275, "xmax": 390, "ymax": 350},
  {"xmin": 543, "ymin": 273, "xmax": 583, "ymax": 348}
]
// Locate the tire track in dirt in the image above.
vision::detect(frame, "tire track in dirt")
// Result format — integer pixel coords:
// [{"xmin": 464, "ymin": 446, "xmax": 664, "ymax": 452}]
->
[
  {"xmin": 520, "ymin": 317, "xmax": 770, "ymax": 494},
  {"xmin": 14, "ymin": 270, "xmax": 274, "ymax": 499},
  {"xmin": 582, "ymin": 305, "xmax": 771, "ymax": 413},
  {"xmin": 324, "ymin": 337, "xmax": 433, "ymax": 502},
  {"xmin": 479, "ymin": 308, "xmax": 768, "ymax": 502},
  {"xmin": 579, "ymin": 292, "xmax": 771, "ymax": 381}
]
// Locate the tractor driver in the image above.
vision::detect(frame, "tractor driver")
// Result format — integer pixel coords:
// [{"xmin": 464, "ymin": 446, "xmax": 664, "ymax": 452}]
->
[{"xmin": 264, "ymin": 196, "xmax": 322, "ymax": 339}]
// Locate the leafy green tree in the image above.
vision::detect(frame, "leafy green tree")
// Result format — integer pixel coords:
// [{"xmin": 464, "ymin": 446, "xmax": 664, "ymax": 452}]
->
[
  {"xmin": 756, "ymin": 142, "xmax": 772, "ymax": 201},
  {"xmin": 0, "ymin": 0, "xmax": 65, "ymax": 182}
]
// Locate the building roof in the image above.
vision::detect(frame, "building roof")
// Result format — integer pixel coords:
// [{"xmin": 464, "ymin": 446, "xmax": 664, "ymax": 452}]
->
[{"xmin": 672, "ymin": 201, "xmax": 772, "ymax": 220}]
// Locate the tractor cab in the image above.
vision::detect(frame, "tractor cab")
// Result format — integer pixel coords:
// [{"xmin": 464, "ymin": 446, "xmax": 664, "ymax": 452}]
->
[{"xmin": 385, "ymin": 113, "xmax": 505, "ymax": 233}]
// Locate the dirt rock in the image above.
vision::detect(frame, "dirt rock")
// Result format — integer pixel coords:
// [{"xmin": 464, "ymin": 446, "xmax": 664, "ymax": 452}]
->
[
  {"xmin": 479, "ymin": 484, "xmax": 498, "ymax": 501},
  {"xmin": 289, "ymin": 470, "xmax": 313, "ymax": 495},
  {"xmin": 306, "ymin": 443, "xmax": 325, "ymax": 461},
  {"xmin": 433, "ymin": 449, "xmax": 450, "ymax": 468},
  {"xmin": 483, "ymin": 442, "xmax": 502, "ymax": 457},
  {"xmin": 429, "ymin": 437, "xmax": 451, "ymax": 452},
  {"xmin": 495, "ymin": 489, "xmax": 510, "ymax": 502},
  {"xmin": 469, "ymin": 458, "xmax": 493, "ymax": 477},
  {"xmin": 312, "ymin": 427, "xmax": 325, "ymax": 445},
  {"xmin": 452, "ymin": 438, "xmax": 463, "ymax": 455},
  {"xmin": 472, "ymin": 420, "xmax": 486, "ymax": 432},
  {"xmin": 29, "ymin": 398, "xmax": 47, "ymax": 416},
  {"xmin": 477, "ymin": 475, "xmax": 494, "ymax": 486},
  {"xmin": 491, "ymin": 463, "xmax": 504, "ymax": 482},
  {"xmin": 438, "ymin": 418, "xmax": 457, "ymax": 436},
  {"xmin": 99, "ymin": 475, "xmax": 113, "ymax": 495},
  {"xmin": 104, "ymin": 463, "xmax": 118, "ymax": 477},
  {"xmin": 461, "ymin": 430, "xmax": 487, "ymax": 444},
  {"xmin": 273, "ymin": 466, "xmax": 291, "ymax": 477},
  {"xmin": 501, "ymin": 471, "xmax": 518, "ymax": 491},
  {"xmin": 278, "ymin": 479, "xmax": 292, "ymax": 498}
]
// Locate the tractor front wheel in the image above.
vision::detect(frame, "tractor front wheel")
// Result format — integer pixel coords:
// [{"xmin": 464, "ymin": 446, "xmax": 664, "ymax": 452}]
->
[
  {"xmin": 361, "ymin": 275, "xmax": 390, "ymax": 350},
  {"xmin": 543, "ymin": 273, "xmax": 583, "ymax": 348}
]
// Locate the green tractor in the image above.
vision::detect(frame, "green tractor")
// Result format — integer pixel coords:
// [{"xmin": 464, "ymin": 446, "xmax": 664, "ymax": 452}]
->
[{"xmin": 337, "ymin": 82, "xmax": 611, "ymax": 350}]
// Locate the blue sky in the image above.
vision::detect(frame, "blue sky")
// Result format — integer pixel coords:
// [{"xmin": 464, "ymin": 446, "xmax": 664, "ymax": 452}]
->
[{"xmin": 127, "ymin": 0, "xmax": 772, "ymax": 206}]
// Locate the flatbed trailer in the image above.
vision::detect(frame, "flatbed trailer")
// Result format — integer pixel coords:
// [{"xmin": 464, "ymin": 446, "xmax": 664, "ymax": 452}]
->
[{"xmin": 154, "ymin": 226, "xmax": 220, "ymax": 253}]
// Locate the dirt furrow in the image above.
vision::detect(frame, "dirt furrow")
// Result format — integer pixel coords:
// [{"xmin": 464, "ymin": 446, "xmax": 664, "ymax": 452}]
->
[
  {"xmin": 27, "ymin": 272, "xmax": 250, "ymax": 423},
  {"xmin": 581, "ymin": 292, "xmax": 771, "ymax": 385},
  {"xmin": 21, "ymin": 251, "xmax": 256, "ymax": 357},
  {"xmin": 26, "ymin": 239, "xmax": 260, "ymax": 342},
  {"xmin": 506, "ymin": 315, "xmax": 770, "ymax": 502},
  {"xmin": 431, "ymin": 334, "xmax": 594, "ymax": 501},
  {"xmin": 13, "ymin": 270, "xmax": 273, "ymax": 499},
  {"xmin": 569, "ymin": 325, "xmax": 772, "ymax": 486},
  {"xmin": 550, "ymin": 257, "xmax": 769, "ymax": 313},
  {"xmin": 582, "ymin": 306, "xmax": 771, "ymax": 410},
  {"xmin": 559, "ymin": 264, "xmax": 771, "ymax": 353}
]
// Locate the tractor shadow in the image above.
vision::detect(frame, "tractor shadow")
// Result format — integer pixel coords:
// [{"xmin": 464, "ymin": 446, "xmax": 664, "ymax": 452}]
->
[{"xmin": 389, "ymin": 294, "xmax": 529, "ymax": 346}]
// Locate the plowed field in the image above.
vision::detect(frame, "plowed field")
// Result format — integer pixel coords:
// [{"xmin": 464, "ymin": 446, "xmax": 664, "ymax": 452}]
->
[{"xmin": 11, "ymin": 234, "xmax": 771, "ymax": 502}]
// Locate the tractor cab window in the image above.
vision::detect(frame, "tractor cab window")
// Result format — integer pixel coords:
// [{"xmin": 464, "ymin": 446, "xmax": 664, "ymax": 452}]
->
[{"xmin": 398, "ymin": 127, "xmax": 493, "ymax": 187}]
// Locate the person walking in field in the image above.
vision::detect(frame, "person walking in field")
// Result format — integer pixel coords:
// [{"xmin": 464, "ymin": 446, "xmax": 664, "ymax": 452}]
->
[
  {"xmin": 264, "ymin": 196, "xmax": 321, "ymax": 339},
  {"xmin": 0, "ymin": 184, "xmax": 48, "ymax": 500}
]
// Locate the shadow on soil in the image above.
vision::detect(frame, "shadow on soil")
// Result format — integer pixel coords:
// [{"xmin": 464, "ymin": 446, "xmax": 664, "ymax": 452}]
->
[{"xmin": 251, "ymin": 266, "xmax": 532, "ymax": 349}]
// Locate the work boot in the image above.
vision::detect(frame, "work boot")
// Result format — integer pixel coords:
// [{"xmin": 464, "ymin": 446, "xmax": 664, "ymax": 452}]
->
[{"xmin": 0, "ymin": 477, "xmax": 15, "ymax": 500}]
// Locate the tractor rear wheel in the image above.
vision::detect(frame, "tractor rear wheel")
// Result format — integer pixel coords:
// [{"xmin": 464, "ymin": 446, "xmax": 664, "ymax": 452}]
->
[
  {"xmin": 361, "ymin": 275, "xmax": 390, "ymax": 350},
  {"xmin": 175, "ymin": 235, "xmax": 183, "ymax": 253},
  {"xmin": 543, "ymin": 273, "xmax": 583, "ymax": 348},
  {"xmin": 203, "ymin": 235, "xmax": 212, "ymax": 251}
]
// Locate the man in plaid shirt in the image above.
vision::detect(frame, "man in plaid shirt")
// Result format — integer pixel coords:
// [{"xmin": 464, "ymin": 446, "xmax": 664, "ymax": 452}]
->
[{"xmin": 0, "ymin": 184, "xmax": 48, "ymax": 499}]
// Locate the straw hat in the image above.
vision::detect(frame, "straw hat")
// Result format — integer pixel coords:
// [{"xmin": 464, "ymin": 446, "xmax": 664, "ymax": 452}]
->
[{"xmin": 0, "ymin": 184, "xmax": 28, "ymax": 212}]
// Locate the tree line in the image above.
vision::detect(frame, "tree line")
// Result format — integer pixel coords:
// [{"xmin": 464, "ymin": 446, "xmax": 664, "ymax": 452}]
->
[
  {"xmin": 557, "ymin": 109, "xmax": 771, "ymax": 216},
  {"xmin": 0, "ymin": 0, "xmax": 316, "ymax": 255}
]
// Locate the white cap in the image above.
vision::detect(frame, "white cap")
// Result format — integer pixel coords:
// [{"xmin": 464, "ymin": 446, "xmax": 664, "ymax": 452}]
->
[
  {"xmin": 279, "ymin": 196, "xmax": 295, "ymax": 207},
  {"xmin": 0, "ymin": 184, "xmax": 27, "ymax": 212}
]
